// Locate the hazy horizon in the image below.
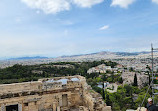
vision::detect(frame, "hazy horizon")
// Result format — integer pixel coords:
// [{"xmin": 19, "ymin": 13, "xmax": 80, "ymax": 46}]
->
[
  {"xmin": 0, "ymin": 50, "xmax": 152, "ymax": 60},
  {"xmin": 1, "ymin": 0, "xmax": 158, "ymax": 58}
]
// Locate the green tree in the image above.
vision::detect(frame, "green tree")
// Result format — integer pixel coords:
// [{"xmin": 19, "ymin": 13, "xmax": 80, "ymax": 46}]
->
[
  {"xmin": 102, "ymin": 74, "xmax": 107, "ymax": 81},
  {"xmin": 133, "ymin": 73, "xmax": 138, "ymax": 86},
  {"xmin": 129, "ymin": 67, "xmax": 134, "ymax": 72},
  {"xmin": 102, "ymin": 82, "xmax": 105, "ymax": 100},
  {"xmin": 118, "ymin": 77, "xmax": 123, "ymax": 84}
]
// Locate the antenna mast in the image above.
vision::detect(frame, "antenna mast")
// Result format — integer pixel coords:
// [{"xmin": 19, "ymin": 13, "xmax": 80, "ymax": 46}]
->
[
  {"xmin": 151, "ymin": 44, "xmax": 158, "ymax": 104},
  {"xmin": 151, "ymin": 44, "xmax": 154, "ymax": 103}
]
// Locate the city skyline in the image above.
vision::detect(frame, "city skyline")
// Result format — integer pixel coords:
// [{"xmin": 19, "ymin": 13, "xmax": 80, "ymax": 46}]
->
[{"xmin": 0, "ymin": 0, "xmax": 158, "ymax": 58}]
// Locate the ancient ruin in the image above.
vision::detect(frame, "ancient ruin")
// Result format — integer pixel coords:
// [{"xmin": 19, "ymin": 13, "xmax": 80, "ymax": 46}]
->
[{"xmin": 0, "ymin": 75, "xmax": 111, "ymax": 111}]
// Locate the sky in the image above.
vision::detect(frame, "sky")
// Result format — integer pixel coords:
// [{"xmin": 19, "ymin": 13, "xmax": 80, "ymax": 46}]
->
[{"xmin": 0, "ymin": 0, "xmax": 158, "ymax": 59}]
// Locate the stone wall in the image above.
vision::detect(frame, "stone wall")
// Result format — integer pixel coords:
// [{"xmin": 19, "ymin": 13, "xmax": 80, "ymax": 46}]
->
[
  {"xmin": 0, "ymin": 82, "xmax": 42, "ymax": 95},
  {"xmin": 0, "ymin": 75, "xmax": 111, "ymax": 111}
]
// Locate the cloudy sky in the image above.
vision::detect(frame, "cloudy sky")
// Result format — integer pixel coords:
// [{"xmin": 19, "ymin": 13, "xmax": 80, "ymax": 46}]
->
[{"xmin": 0, "ymin": 0, "xmax": 158, "ymax": 59}]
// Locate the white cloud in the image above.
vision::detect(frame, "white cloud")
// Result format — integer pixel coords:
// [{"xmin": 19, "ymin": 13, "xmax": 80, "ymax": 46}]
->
[
  {"xmin": 21, "ymin": 0, "xmax": 71, "ymax": 14},
  {"xmin": 152, "ymin": 0, "xmax": 158, "ymax": 4},
  {"xmin": 21, "ymin": 0, "xmax": 104, "ymax": 14},
  {"xmin": 73, "ymin": 0, "xmax": 104, "ymax": 8},
  {"xmin": 99, "ymin": 25, "xmax": 109, "ymax": 30},
  {"xmin": 111, "ymin": 0, "xmax": 135, "ymax": 8}
]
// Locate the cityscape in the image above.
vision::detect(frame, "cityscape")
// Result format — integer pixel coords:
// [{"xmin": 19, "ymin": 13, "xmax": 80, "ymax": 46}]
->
[{"xmin": 0, "ymin": 0, "xmax": 158, "ymax": 111}]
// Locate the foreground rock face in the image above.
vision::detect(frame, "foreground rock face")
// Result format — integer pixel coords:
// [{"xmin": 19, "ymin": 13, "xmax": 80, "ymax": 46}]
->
[
  {"xmin": 0, "ymin": 75, "xmax": 111, "ymax": 111},
  {"xmin": 121, "ymin": 72, "xmax": 149, "ymax": 88}
]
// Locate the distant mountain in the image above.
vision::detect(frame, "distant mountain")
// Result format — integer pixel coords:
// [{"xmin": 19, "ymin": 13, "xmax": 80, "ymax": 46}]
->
[
  {"xmin": 8, "ymin": 56, "xmax": 48, "ymax": 60},
  {"xmin": 115, "ymin": 51, "xmax": 150, "ymax": 56},
  {"xmin": 59, "ymin": 51, "xmax": 150, "ymax": 58},
  {"xmin": 0, "ymin": 51, "xmax": 156, "ymax": 68},
  {"xmin": 6, "ymin": 51, "xmax": 151, "ymax": 60}
]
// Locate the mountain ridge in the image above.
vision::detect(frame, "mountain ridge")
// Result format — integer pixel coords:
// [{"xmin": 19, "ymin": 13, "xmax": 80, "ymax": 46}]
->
[
  {"xmin": 0, "ymin": 51, "xmax": 151, "ymax": 61},
  {"xmin": 8, "ymin": 56, "xmax": 48, "ymax": 60},
  {"xmin": 59, "ymin": 51, "xmax": 150, "ymax": 58}
]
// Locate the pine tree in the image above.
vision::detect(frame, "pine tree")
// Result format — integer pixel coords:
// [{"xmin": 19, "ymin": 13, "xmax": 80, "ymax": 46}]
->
[
  {"xmin": 133, "ymin": 73, "xmax": 138, "ymax": 86},
  {"xmin": 102, "ymin": 82, "xmax": 105, "ymax": 100},
  {"xmin": 106, "ymin": 93, "xmax": 111, "ymax": 106},
  {"xmin": 118, "ymin": 77, "xmax": 123, "ymax": 84}
]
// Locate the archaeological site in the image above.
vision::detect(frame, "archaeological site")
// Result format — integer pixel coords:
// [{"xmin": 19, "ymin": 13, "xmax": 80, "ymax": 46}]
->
[{"xmin": 0, "ymin": 75, "xmax": 111, "ymax": 111}]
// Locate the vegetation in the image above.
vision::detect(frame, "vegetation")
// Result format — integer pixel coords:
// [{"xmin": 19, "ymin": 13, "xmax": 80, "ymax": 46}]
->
[
  {"xmin": 0, "ymin": 60, "xmax": 117, "ymax": 84},
  {"xmin": 133, "ymin": 73, "xmax": 138, "ymax": 86},
  {"xmin": 105, "ymin": 85, "xmax": 158, "ymax": 111}
]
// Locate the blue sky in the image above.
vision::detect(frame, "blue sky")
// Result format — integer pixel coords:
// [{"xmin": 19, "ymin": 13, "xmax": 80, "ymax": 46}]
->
[{"xmin": 0, "ymin": 0, "xmax": 158, "ymax": 58}]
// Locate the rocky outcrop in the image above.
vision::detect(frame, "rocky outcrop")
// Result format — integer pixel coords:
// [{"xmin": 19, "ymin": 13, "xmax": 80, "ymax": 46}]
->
[{"xmin": 121, "ymin": 72, "xmax": 149, "ymax": 88}]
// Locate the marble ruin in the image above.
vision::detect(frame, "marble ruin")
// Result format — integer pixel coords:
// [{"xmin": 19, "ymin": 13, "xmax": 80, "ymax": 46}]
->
[{"xmin": 0, "ymin": 75, "xmax": 111, "ymax": 111}]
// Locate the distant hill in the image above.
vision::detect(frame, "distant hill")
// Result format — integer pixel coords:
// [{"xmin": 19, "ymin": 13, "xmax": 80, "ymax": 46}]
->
[
  {"xmin": 115, "ymin": 51, "xmax": 150, "ymax": 56},
  {"xmin": 0, "ymin": 51, "xmax": 154, "ymax": 68},
  {"xmin": 8, "ymin": 56, "xmax": 48, "ymax": 60},
  {"xmin": 59, "ymin": 51, "xmax": 150, "ymax": 58},
  {"xmin": 6, "ymin": 51, "xmax": 151, "ymax": 60}
]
